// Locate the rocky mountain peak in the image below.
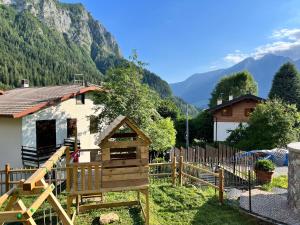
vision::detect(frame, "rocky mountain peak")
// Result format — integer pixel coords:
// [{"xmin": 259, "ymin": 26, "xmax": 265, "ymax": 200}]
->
[{"xmin": 0, "ymin": 0, "xmax": 121, "ymax": 57}]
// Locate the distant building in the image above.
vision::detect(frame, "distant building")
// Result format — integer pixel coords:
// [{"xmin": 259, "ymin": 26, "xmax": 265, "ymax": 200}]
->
[
  {"xmin": 0, "ymin": 84, "xmax": 105, "ymax": 168},
  {"xmin": 209, "ymin": 94, "xmax": 265, "ymax": 142}
]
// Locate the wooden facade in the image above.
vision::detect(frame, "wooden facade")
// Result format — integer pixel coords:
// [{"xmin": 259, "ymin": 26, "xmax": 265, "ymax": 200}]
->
[
  {"xmin": 99, "ymin": 115, "xmax": 150, "ymax": 189},
  {"xmin": 213, "ymin": 99, "xmax": 259, "ymax": 122}
]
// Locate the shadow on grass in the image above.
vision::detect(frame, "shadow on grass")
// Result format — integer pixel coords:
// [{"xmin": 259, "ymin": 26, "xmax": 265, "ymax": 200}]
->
[
  {"xmin": 190, "ymin": 198, "xmax": 259, "ymax": 225},
  {"xmin": 128, "ymin": 206, "xmax": 144, "ymax": 225},
  {"xmin": 91, "ymin": 216, "xmax": 100, "ymax": 225}
]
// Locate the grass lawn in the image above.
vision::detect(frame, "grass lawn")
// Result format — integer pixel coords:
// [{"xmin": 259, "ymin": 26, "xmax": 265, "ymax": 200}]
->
[
  {"xmin": 75, "ymin": 183, "xmax": 259, "ymax": 225},
  {"xmin": 261, "ymin": 175, "xmax": 288, "ymax": 191},
  {"xmin": 1, "ymin": 182, "xmax": 260, "ymax": 225}
]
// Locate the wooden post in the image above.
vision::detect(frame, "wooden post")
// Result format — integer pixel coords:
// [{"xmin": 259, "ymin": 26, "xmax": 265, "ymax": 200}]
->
[
  {"xmin": 145, "ymin": 189, "xmax": 150, "ymax": 225},
  {"xmin": 66, "ymin": 147, "xmax": 71, "ymax": 193},
  {"xmin": 179, "ymin": 156, "xmax": 183, "ymax": 186},
  {"xmin": 218, "ymin": 169, "xmax": 224, "ymax": 204},
  {"xmin": 5, "ymin": 164, "xmax": 10, "ymax": 192},
  {"xmin": 172, "ymin": 155, "xmax": 176, "ymax": 186}
]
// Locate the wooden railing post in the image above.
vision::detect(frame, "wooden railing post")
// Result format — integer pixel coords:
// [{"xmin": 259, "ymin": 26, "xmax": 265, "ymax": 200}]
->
[
  {"xmin": 66, "ymin": 147, "xmax": 71, "ymax": 193},
  {"xmin": 179, "ymin": 156, "xmax": 183, "ymax": 186},
  {"xmin": 172, "ymin": 154, "xmax": 176, "ymax": 186},
  {"xmin": 5, "ymin": 164, "xmax": 10, "ymax": 192},
  {"xmin": 218, "ymin": 168, "xmax": 224, "ymax": 204}
]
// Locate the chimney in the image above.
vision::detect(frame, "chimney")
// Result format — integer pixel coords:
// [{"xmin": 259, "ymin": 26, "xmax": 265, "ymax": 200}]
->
[
  {"xmin": 229, "ymin": 95, "xmax": 233, "ymax": 101},
  {"xmin": 217, "ymin": 99, "xmax": 222, "ymax": 105},
  {"xmin": 21, "ymin": 79, "xmax": 29, "ymax": 88}
]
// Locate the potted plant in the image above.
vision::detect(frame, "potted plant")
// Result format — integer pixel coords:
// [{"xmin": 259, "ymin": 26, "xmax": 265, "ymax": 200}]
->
[{"xmin": 254, "ymin": 159, "xmax": 275, "ymax": 184}]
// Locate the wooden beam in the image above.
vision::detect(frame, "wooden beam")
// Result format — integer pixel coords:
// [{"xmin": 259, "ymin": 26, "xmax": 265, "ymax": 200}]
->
[
  {"xmin": 102, "ymin": 158, "xmax": 148, "ymax": 168},
  {"xmin": 26, "ymin": 183, "xmax": 54, "ymax": 217},
  {"xmin": 111, "ymin": 133, "xmax": 137, "ymax": 138},
  {"xmin": 0, "ymin": 210, "xmax": 25, "ymax": 223},
  {"xmin": 182, "ymin": 172, "xmax": 219, "ymax": 189},
  {"xmin": 0, "ymin": 186, "xmax": 16, "ymax": 207},
  {"xmin": 79, "ymin": 201, "xmax": 140, "ymax": 213},
  {"xmin": 47, "ymin": 192, "xmax": 73, "ymax": 225},
  {"xmin": 23, "ymin": 146, "xmax": 67, "ymax": 191},
  {"xmin": 182, "ymin": 162, "xmax": 218, "ymax": 177},
  {"xmin": 101, "ymin": 140, "xmax": 148, "ymax": 149}
]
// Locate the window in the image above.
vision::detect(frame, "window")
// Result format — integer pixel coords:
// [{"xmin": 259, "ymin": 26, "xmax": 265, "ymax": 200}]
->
[
  {"xmin": 221, "ymin": 107, "xmax": 232, "ymax": 116},
  {"xmin": 67, "ymin": 118, "xmax": 77, "ymax": 138},
  {"xmin": 245, "ymin": 108, "xmax": 254, "ymax": 117},
  {"xmin": 76, "ymin": 94, "xmax": 85, "ymax": 104},
  {"xmin": 90, "ymin": 115, "xmax": 98, "ymax": 134}
]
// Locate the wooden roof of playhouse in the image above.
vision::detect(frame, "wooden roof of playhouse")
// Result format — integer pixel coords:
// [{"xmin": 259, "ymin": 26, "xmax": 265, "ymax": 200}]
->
[{"xmin": 97, "ymin": 115, "xmax": 151, "ymax": 149}]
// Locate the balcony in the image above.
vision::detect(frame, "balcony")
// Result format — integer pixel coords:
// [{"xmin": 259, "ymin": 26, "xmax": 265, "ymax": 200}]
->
[{"xmin": 21, "ymin": 145, "xmax": 61, "ymax": 168}]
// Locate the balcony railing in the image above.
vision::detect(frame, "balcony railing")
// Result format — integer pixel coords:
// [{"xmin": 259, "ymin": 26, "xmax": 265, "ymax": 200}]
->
[{"xmin": 21, "ymin": 145, "xmax": 62, "ymax": 168}]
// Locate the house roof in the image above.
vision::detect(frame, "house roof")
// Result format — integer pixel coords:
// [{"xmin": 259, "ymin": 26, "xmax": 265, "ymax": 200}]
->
[
  {"xmin": 97, "ymin": 115, "xmax": 151, "ymax": 146},
  {"xmin": 208, "ymin": 94, "xmax": 265, "ymax": 113},
  {"xmin": 0, "ymin": 84, "xmax": 105, "ymax": 118}
]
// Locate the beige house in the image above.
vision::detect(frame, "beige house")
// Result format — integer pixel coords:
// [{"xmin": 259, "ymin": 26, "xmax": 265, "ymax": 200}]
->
[
  {"xmin": 209, "ymin": 94, "xmax": 265, "ymax": 142},
  {"xmin": 0, "ymin": 84, "xmax": 105, "ymax": 168}
]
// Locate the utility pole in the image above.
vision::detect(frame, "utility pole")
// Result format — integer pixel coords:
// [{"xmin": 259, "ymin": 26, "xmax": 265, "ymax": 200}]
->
[{"xmin": 185, "ymin": 104, "xmax": 189, "ymax": 150}]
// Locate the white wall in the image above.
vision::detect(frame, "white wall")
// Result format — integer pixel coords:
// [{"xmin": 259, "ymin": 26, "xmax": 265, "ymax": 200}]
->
[
  {"xmin": 213, "ymin": 122, "xmax": 243, "ymax": 142},
  {"xmin": 0, "ymin": 118, "xmax": 22, "ymax": 168},
  {"xmin": 22, "ymin": 94, "xmax": 103, "ymax": 162}
]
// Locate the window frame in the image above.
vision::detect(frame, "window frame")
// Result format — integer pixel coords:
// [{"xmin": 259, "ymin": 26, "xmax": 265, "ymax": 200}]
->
[
  {"xmin": 89, "ymin": 115, "xmax": 98, "ymax": 134},
  {"xmin": 76, "ymin": 94, "xmax": 85, "ymax": 105},
  {"xmin": 67, "ymin": 118, "xmax": 77, "ymax": 138},
  {"xmin": 221, "ymin": 107, "xmax": 232, "ymax": 117},
  {"xmin": 244, "ymin": 108, "xmax": 254, "ymax": 117}
]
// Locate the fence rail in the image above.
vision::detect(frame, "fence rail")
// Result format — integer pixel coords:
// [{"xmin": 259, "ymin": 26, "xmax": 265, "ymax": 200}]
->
[{"xmin": 170, "ymin": 143, "xmax": 258, "ymax": 187}]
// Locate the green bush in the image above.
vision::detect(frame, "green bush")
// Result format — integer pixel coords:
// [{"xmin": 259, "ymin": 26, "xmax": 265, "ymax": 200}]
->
[
  {"xmin": 255, "ymin": 159, "xmax": 275, "ymax": 172},
  {"xmin": 226, "ymin": 99, "xmax": 300, "ymax": 150}
]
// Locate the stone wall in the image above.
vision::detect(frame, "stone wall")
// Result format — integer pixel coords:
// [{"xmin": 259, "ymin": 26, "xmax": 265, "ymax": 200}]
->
[{"xmin": 287, "ymin": 142, "xmax": 300, "ymax": 214}]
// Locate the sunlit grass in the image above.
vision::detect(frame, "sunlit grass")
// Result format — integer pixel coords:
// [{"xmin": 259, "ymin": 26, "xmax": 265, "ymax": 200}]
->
[{"xmin": 261, "ymin": 175, "xmax": 288, "ymax": 191}]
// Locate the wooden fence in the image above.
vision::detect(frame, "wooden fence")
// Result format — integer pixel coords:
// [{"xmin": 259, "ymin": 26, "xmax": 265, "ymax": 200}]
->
[
  {"xmin": 0, "ymin": 163, "xmax": 67, "ymax": 195},
  {"xmin": 149, "ymin": 156, "xmax": 224, "ymax": 203},
  {"xmin": 170, "ymin": 143, "xmax": 258, "ymax": 187},
  {"xmin": 1, "ymin": 156, "xmax": 225, "ymax": 204}
]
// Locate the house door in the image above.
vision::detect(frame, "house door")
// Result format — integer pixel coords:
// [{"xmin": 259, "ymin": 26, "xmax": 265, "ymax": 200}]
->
[{"xmin": 36, "ymin": 120, "xmax": 56, "ymax": 149}]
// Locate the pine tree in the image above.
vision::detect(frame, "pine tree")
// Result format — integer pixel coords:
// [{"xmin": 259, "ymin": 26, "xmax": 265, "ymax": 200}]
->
[{"xmin": 269, "ymin": 62, "xmax": 300, "ymax": 108}]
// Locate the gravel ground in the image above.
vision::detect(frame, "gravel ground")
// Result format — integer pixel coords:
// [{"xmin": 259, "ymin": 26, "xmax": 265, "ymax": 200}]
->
[{"xmin": 239, "ymin": 189, "xmax": 300, "ymax": 225}]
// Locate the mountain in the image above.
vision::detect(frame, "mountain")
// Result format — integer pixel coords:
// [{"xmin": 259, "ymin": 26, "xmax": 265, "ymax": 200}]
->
[
  {"xmin": 170, "ymin": 54, "xmax": 296, "ymax": 107},
  {"xmin": 0, "ymin": 0, "xmax": 172, "ymax": 100}
]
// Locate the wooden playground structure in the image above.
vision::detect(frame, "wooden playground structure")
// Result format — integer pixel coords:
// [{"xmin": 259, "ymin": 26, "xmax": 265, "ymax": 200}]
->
[
  {"xmin": 0, "ymin": 115, "xmax": 225, "ymax": 225},
  {"xmin": 66, "ymin": 115, "xmax": 151, "ymax": 224},
  {"xmin": 0, "ymin": 146, "xmax": 73, "ymax": 225}
]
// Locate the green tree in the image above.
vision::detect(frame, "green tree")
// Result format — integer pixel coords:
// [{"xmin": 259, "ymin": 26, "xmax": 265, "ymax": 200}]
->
[
  {"xmin": 209, "ymin": 71, "xmax": 258, "ymax": 107},
  {"xmin": 226, "ymin": 99, "xmax": 300, "ymax": 150},
  {"xmin": 190, "ymin": 110, "xmax": 213, "ymax": 144},
  {"xmin": 269, "ymin": 62, "xmax": 300, "ymax": 108},
  {"xmin": 94, "ymin": 53, "xmax": 176, "ymax": 151},
  {"xmin": 144, "ymin": 118, "xmax": 176, "ymax": 152},
  {"xmin": 157, "ymin": 98, "xmax": 180, "ymax": 120}
]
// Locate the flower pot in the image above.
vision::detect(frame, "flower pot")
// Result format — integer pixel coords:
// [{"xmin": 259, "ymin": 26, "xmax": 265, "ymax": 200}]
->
[{"xmin": 255, "ymin": 170, "xmax": 274, "ymax": 184}]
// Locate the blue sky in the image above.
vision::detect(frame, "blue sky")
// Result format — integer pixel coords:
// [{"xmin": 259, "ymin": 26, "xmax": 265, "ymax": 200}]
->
[{"xmin": 62, "ymin": 0, "xmax": 300, "ymax": 83}]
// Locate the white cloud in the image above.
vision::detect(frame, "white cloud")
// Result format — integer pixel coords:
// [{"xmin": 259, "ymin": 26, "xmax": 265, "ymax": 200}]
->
[
  {"xmin": 224, "ymin": 50, "xmax": 249, "ymax": 64},
  {"xmin": 223, "ymin": 28, "xmax": 300, "ymax": 65},
  {"xmin": 271, "ymin": 28, "xmax": 300, "ymax": 40}
]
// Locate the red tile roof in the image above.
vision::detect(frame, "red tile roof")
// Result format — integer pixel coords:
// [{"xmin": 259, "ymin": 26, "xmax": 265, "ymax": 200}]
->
[{"xmin": 0, "ymin": 85, "xmax": 104, "ymax": 118}]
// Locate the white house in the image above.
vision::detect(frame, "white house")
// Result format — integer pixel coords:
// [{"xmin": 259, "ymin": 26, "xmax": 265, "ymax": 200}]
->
[
  {"xmin": 0, "ymin": 84, "xmax": 105, "ymax": 168},
  {"xmin": 209, "ymin": 94, "xmax": 265, "ymax": 142}
]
